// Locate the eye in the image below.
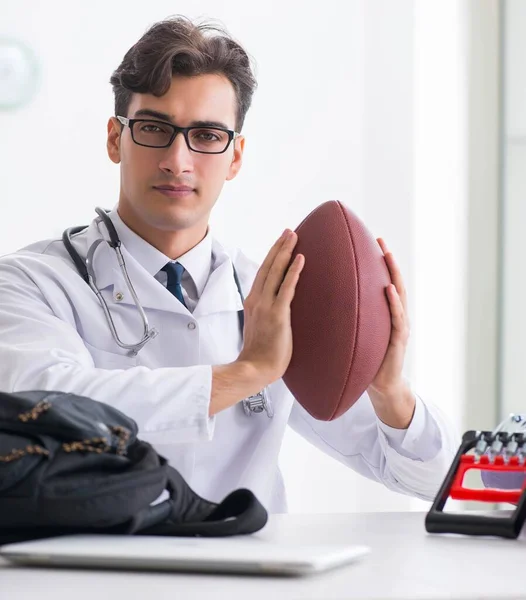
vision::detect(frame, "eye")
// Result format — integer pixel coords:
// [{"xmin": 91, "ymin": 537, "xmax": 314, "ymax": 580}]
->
[
  {"xmin": 194, "ymin": 130, "xmax": 222, "ymax": 142},
  {"xmin": 142, "ymin": 124, "xmax": 161, "ymax": 132},
  {"xmin": 138, "ymin": 121, "xmax": 172, "ymax": 134}
]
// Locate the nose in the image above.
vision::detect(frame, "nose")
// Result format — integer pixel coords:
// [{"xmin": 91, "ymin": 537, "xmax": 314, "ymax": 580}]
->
[{"xmin": 158, "ymin": 132, "xmax": 194, "ymax": 175}]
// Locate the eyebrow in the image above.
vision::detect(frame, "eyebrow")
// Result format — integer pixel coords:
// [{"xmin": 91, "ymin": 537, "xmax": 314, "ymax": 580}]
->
[{"xmin": 133, "ymin": 109, "xmax": 232, "ymax": 130}]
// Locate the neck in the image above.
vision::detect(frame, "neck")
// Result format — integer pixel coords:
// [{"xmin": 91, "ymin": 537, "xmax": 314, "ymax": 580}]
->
[{"xmin": 117, "ymin": 204, "xmax": 208, "ymax": 260}]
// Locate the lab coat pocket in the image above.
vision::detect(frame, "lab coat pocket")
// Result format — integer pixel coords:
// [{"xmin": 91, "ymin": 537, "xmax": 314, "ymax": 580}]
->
[{"xmin": 83, "ymin": 340, "xmax": 138, "ymax": 370}]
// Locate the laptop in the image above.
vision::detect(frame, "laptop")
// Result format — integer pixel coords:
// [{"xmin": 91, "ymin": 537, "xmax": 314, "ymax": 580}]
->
[{"xmin": 0, "ymin": 534, "xmax": 370, "ymax": 577}]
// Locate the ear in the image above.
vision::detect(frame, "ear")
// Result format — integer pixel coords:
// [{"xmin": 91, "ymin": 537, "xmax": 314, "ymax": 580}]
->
[
  {"xmin": 107, "ymin": 117, "xmax": 122, "ymax": 164},
  {"xmin": 226, "ymin": 135, "xmax": 245, "ymax": 181}
]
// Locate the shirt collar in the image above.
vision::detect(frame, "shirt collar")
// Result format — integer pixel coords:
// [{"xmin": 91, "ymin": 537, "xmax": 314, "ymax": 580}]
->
[
  {"xmin": 109, "ymin": 209, "xmax": 213, "ymax": 298},
  {"xmin": 174, "ymin": 233, "xmax": 213, "ymax": 298}
]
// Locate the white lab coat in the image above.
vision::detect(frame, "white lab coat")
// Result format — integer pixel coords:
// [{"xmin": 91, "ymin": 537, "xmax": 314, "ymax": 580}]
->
[{"xmin": 0, "ymin": 211, "xmax": 459, "ymax": 512}]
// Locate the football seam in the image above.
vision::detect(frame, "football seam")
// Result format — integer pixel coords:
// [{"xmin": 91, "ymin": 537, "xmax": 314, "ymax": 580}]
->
[{"xmin": 331, "ymin": 201, "xmax": 360, "ymax": 420}]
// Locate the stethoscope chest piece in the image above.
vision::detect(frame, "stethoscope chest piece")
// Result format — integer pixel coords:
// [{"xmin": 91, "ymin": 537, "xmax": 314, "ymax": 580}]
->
[{"xmin": 242, "ymin": 388, "xmax": 273, "ymax": 418}]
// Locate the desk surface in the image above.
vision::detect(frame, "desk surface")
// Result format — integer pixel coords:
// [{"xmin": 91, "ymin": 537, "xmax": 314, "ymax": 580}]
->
[{"xmin": 1, "ymin": 511, "xmax": 524, "ymax": 600}]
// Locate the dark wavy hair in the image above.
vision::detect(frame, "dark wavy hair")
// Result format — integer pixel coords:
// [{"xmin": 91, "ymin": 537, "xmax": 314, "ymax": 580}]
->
[{"xmin": 110, "ymin": 16, "xmax": 257, "ymax": 131}]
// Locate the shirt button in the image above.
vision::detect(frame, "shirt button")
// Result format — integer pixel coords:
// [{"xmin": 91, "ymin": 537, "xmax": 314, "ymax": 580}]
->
[
  {"xmin": 115, "ymin": 292, "xmax": 124, "ymax": 302},
  {"xmin": 187, "ymin": 322, "xmax": 196, "ymax": 330}
]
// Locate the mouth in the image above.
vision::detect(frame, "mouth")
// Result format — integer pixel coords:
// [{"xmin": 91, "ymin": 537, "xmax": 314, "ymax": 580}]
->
[{"xmin": 153, "ymin": 185, "xmax": 195, "ymax": 198}]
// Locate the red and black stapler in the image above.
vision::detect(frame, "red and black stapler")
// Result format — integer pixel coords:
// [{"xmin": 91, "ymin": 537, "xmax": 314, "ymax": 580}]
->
[{"xmin": 426, "ymin": 414, "xmax": 526, "ymax": 539}]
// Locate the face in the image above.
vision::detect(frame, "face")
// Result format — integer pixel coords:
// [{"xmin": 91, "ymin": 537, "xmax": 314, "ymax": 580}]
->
[{"xmin": 107, "ymin": 73, "xmax": 245, "ymax": 244}]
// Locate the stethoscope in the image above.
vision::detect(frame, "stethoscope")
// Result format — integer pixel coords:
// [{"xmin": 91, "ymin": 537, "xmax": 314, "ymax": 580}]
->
[{"xmin": 62, "ymin": 207, "xmax": 273, "ymax": 418}]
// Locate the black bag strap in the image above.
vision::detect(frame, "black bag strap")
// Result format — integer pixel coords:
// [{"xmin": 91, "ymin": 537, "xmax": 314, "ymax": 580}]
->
[{"xmin": 127, "ymin": 466, "xmax": 268, "ymax": 537}]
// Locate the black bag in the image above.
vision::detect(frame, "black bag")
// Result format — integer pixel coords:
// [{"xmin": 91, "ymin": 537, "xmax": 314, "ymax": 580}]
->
[{"xmin": 0, "ymin": 390, "xmax": 267, "ymax": 544}]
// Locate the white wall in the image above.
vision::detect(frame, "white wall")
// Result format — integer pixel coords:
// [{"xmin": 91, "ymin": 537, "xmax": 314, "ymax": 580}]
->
[
  {"xmin": 1, "ymin": 0, "xmax": 472, "ymax": 513},
  {"xmin": 463, "ymin": 0, "xmax": 501, "ymax": 435},
  {"xmin": 412, "ymin": 0, "xmax": 468, "ymax": 439},
  {"xmin": 500, "ymin": 0, "xmax": 526, "ymax": 420}
]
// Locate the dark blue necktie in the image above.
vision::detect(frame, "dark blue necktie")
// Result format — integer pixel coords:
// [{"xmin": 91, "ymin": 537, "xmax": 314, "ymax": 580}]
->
[{"xmin": 161, "ymin": 262, "xmax": 187, "ymax": 308}]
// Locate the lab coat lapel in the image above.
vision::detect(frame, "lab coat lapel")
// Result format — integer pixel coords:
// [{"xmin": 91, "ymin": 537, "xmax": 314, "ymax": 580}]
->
[
  {"xmin": 193, "ymin": 240, "xmax": 244, "ymax": 318},
  {"xmin": 86, "ymin": 222, "xmax": 244, "ymax": 316},
  {"xmin": 110, "ymin": 258, "xmax": 189, "ymax": 315},
  {"xmin": 85, "ymin": 221, "xmax": 188, "ymax": 316}
]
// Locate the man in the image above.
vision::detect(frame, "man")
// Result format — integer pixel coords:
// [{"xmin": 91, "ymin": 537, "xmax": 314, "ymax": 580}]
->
[{"xmin": 0, "ymin": 17, "xmax": 458, "ymax": 512}]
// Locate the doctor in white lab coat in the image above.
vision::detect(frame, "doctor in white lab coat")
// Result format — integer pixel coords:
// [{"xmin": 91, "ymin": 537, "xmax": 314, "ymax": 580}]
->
[{"xmin": 0, "ymin": 17, "xmax": 458, "ymax": 513}]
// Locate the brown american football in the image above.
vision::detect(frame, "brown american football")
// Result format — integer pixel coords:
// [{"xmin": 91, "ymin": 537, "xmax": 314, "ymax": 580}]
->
[{"xmin": 283, "ymin": 201, "xmax": 392, "ymax": 421}]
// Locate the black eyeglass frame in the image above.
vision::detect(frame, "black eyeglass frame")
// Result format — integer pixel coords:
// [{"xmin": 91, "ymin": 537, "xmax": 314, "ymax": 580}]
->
[{"xmin": 116, "ymin": 115, "xmax": 239, "ymax": 155}]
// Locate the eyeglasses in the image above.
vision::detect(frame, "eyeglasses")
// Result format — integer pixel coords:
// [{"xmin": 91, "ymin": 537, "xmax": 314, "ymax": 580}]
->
[{"xmin": 117, "ymin": 116, "xmax": 239, "ymax": 155}]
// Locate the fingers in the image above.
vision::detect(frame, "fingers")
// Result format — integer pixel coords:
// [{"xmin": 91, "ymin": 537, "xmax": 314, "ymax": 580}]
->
[
  {"xmin": 263, "ymin": 231, "xmax": 299, "ymax": 299},
  {"xmin": 276, "ymin": 253, "xmax": 305, "ymax": 306},
  {"xmin": 250, "ymin": 229, "xmax": 293, "ymax": 297},
  {"xmin": 377, "ymin": 237, "xmax": 389, "ymax": 256},
  {"xmin": 377, "ymin": 238, "xmax": 407, "ymax": 312},
  {"xmin": 386, "ymin": 284, "xmax": 409, "ymax": 344}
]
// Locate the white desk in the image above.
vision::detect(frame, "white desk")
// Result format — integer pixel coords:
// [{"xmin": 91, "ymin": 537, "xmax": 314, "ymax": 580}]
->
[{"xmin": 1, "ymin": 511, "xmax": 524, "ymax": 600}]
